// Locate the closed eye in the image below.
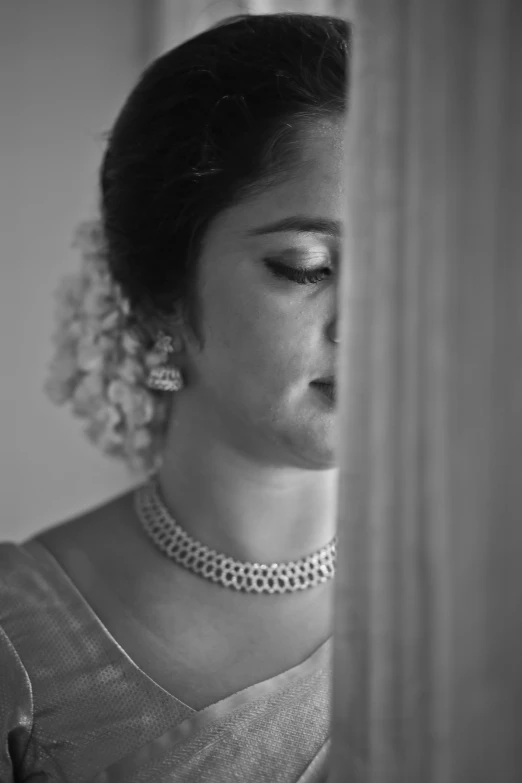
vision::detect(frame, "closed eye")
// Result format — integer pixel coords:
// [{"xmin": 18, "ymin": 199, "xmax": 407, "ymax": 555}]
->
[{"xmin": 263, "ymin": 258, "xmax": 333, "ymax": 286}]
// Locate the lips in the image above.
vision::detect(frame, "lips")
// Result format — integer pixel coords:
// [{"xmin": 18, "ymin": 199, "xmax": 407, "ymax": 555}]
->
[{"xmin": 311, "ymin": 378, "xmax": 336, "ymax": 402}]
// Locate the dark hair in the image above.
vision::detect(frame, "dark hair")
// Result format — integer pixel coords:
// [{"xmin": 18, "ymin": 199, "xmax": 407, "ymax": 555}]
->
[{"xmin": 100, "ymin": 12, "xmax": 350, "ymax": 346}]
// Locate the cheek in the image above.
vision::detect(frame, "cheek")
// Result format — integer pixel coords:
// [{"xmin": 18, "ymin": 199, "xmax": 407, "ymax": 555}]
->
[{"xmin": 204, "ymin": 285, "xmax": 308, "ymax": 385}]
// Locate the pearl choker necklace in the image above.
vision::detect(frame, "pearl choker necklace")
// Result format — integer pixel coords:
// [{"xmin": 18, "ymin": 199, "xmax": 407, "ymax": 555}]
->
[{"xmin": 134, "ymin": 475, "xmax": 337, "ymax": 594}]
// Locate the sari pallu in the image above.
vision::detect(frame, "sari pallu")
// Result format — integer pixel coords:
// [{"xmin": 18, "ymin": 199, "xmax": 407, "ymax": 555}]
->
[
  {"xmin": 90, "ymin": 654, "xmax": 331, "ymax": 783},
  {"xmin": 0, "ymin": 540, "xmax": 331, "ymax": 782}
]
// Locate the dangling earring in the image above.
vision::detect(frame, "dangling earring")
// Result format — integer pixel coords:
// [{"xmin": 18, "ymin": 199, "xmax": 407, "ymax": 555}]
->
[{"xmin": 146, "ymin": 331, "xmax": 185, "ymax": 392}]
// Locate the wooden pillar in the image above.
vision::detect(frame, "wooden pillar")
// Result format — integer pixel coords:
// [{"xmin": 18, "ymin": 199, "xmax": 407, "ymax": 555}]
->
[{"xmin": 330, "ymin": 1, "xmax": 522, "ymax": 781}]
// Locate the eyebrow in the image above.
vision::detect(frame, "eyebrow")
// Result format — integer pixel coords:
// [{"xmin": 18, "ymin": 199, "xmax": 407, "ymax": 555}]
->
[{"xmin": 245, "ymin": 215, "xmax": 342, "ymax": 237}]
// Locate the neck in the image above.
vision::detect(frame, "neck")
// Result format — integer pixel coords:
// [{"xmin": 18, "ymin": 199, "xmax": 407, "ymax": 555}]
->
[{"xmin": 156, "ymin": 404, "xmax": 338, "ymax": 566}]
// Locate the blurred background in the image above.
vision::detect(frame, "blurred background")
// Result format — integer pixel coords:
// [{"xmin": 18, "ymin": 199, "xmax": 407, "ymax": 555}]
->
[{"xmin": 0, "ymin": 0, "xmax": 345, "ymax": 540}]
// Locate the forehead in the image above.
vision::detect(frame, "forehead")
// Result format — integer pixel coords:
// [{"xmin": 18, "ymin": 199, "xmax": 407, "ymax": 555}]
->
[{"xmin": 205, "ymin": 121, "xmax": 345, "ymax": 249}]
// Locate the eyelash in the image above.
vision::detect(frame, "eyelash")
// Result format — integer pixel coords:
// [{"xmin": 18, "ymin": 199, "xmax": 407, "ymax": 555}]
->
[{"xmin": 264, "ymin": 258, "xmax": 333, "ymax": 286}]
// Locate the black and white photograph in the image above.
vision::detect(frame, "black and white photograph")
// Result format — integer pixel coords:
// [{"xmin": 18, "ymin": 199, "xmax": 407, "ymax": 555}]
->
[{"xmin": 1, "ymin": 1, "xmax": 521, "ymax": 781}]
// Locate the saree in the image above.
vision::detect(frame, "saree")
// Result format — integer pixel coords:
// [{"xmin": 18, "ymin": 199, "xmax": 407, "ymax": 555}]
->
[{"xmin": 0, "ymin": 539, "xmax": 331, "ymax": 782}]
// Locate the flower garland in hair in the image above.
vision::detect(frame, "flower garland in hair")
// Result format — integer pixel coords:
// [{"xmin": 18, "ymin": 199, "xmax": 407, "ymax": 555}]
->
[{"xmin": 44, "ymin": 220, "xmax": 172, "ymax": 475}]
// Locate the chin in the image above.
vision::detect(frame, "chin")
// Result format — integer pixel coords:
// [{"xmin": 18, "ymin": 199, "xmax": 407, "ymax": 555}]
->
[
  {"xmin": 306, "ymin": 447, "xmax": 339, "ymax": 470},
  {"xmin": 255, "ymin": 393, "xmax": 339, "ymax": 468},
  {"xmin": 280, "ymin": 427, "xmax": 339, "ymax": 470}
]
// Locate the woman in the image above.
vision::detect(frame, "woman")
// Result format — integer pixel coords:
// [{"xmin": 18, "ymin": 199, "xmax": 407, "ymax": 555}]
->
[{"xmin": 0, "ymin": 13, "xmax": 349, "ymax": 782}]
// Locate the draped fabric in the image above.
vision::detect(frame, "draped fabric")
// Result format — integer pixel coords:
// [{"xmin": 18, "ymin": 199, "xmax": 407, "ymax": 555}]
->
[
  {"xmin": 0, "ymin": 540, "xmax": 331, "ymax": 782},
  {"xmin": 329, "ymin": 0, "xmax": 522, "ymax": 780}
]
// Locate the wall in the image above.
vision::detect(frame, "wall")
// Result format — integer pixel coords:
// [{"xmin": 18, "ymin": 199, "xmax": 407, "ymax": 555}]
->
[{"xmin": 0, "ymin": 0, "xmax": 148, "ymax": 541}]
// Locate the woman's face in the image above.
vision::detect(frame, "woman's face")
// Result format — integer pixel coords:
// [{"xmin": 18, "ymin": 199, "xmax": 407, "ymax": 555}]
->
[{"xmin": 179, "ymin": 121, "xmax": 345, "ymax": 470}]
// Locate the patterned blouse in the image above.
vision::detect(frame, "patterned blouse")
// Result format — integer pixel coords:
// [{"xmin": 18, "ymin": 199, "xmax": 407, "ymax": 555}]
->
[{"xmin": 0, "ymin": 539, "xmax": 331, "ymax": 782}]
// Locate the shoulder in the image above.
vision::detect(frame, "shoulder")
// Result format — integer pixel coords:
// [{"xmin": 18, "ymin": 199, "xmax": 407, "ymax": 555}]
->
[
  {"xmin": 0, "ymin": 545, "xmax": 34, "ymax": 687},
  {"xmin": 31, "ymin": 488, "xmax": 138, "ymax": 581},
  {"xmin": 31, "ymin": 491, "xmax": 133, "ymax": 554},
  {"xmin": 0, "ymin": 489, "xmax": 136, "ymax": 622},
  {"xmin": 34, "ymin": 488, "xmax": 135, "ymax": 549},
  {"xmin": 0, "ymin": 488, "xmax": 136, "ymax": 673},
  {"xmin": 0, "ymin": 490, "xmax": 159, "ymax": 781}
]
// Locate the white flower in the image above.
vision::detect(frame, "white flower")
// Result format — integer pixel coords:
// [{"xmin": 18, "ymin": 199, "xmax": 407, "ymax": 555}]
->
[
  {"xmin": 97, "ymin": 335, "xmax": 115, "ymax": 356},
  {"xmin": 82, "ymin": 286, "xmax": 114, "ymax": 318},
  {"xmin": 94, "ymin": 404, "xmax": 122, "ymax": 430},
  {"xmin": 118, "ymin": 356, "xmax": 144, "ymax": 384},
  {"xmin": 100, "ymin": 310, "xmax": 120, "ymax": 332},
  {"xmin": 47, "ymin": 351, "xmax": 78, "ymax": 383},
  {"xmin": 71, "ymin": 374, "xmax": 106, "ymax": 416},
  {"xmin": 44, "ymin": 374, "xmax": 76, "ymax": 405},
  {"xmin": 131, "ymin": 428, "xmax": 152, "ymax": 450},
  {"xmin": 127, "ymin": 389, "xmax": 155, "ymax": 429},
  {"xmin": 120, "ymin": 297, "xmax": 131, "ymax": 317},
  {"xmin": 50, "ymin": 331, "xmax": 78, "ymax": 357},
  {"xmin": 73, "ymin": 220, "xmax": 102, "ymax": 250},
  {"xmin": 53, "ymin": 276, "xmax": 86, "ymax": 324},
  {"xmin": 55, "ymin": 273, "xmax": 86, "ymax": 306},
  {"xmin": 73, "ymin": 221, "xmax": 107, "ymax": 270},
  {"xmin": 77, "ymin": 341, "xmax": 105, "ymax": 373},
  {"xmin": 71, "ymin": 393, "xmax": 98, "ymax": 418},
  {"xmin": 107, "ymin": 379, "xmax": 134, "ymax": 412},
  {"xmin": 98, "ymin": 426, "xmax": 125, "ymax": 450},
  {"xmin": 45, "ymin": 218, "xmax": 169, "ymax": 474},
  {"xmin": 66, "ymin": 319, "xmax": 84, "ymax": 340},
  {"xmin": 76, "ymin": 334, "xmax": 114, "ymax": 372},
  {"xmin": 84, "ymin": 405, "xmax": 125, "ymax": 452},
  {"xmin": 107, "ymin": 380, "xmax": 154, "ymax": 428},
  {"xmin": 122, "ymin": 331, "xmax": 142, "ymax": 355}
]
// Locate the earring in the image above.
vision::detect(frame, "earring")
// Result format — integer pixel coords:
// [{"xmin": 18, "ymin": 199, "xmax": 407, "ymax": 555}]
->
[{"xmin": 146, "ymin": 331, "xmax": 185, "ymax": 392}]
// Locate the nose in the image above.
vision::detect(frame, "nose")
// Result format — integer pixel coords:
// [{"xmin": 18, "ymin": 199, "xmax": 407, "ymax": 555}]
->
[{"xmin": 328, "ymin": 320, "xmax": 340, "ymax": 344}]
